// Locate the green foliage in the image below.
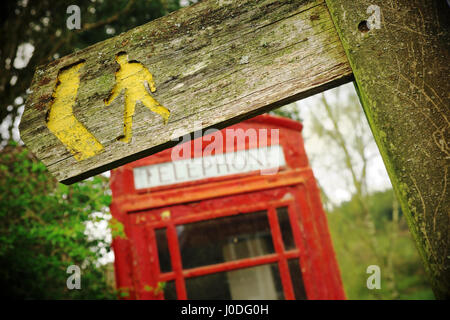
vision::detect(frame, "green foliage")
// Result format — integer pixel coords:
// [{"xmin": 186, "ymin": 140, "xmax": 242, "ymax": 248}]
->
[
  {"xmin": 270, "ymin": 102, "xmax": 302, "ymax": 122},
  {"xmin": 118, "ymin": 287, "xmax": 130, "ymax": 298},
  {"xmin": 143, "ymin": 281, "xmax": 166, "ymax": 295},
  {"xmin": 109, "ymin": 217, "xmax": 126, "ymax": 240},
  {"xmin": 327, "ymin": 189, "xmax": 434, "ymax": 300},
  {"xmin": 0, "ymin": 142, "xmax": 116, "ymax": 299}
]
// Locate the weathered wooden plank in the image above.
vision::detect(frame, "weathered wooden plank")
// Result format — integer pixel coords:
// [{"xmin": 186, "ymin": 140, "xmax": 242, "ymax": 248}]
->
[
  {"xmin": 325, "ymin": 0, "xmax": 449, "ymax": 298},
  {"xmin": 19, "ymin": 0, "xmax": 352, "ymax": 184}
]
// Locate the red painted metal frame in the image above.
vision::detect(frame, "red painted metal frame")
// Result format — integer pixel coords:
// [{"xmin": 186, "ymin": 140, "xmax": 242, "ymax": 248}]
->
[{"xmin": 110, "ymin": 115, "xmax": 346, "ymax": 300}]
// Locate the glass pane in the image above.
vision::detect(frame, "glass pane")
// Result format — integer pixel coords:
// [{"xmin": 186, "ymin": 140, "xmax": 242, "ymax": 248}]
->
[
  {"xmin": 186, "ymin": 263, "xmax": 284, "ymax": 300},
  {"xmin": 276, "ymin": 206, "xmax": 296, "ymax": 250},
  {"xmin": 177, "ymin": 210, "xmax": 274, "ymax": 269},
  {"xmin": 163, "ymin": 280, "xmax": 177, "ymax": 300},
  {"xmin": 288, "ymin": 258, "xmax": 307, "ymax": 300},
  {"xmin": 155, "ymin": 228, "xmax": 172, "ymax": 273}
]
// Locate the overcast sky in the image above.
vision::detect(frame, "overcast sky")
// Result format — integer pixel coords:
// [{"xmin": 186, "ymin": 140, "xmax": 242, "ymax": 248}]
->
[{"xmin": 295, "ymin": 83, "xmax": 392, "ymax": 206}]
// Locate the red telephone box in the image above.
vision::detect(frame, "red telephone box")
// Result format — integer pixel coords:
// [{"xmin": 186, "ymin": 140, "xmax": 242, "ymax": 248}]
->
[{"xmin": 110, "ymin": 115, "xmax": 345, "ymax": 300}]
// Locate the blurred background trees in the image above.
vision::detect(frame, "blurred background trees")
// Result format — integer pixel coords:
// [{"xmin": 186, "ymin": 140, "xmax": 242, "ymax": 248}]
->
[{"xmin": 0, "ymin": 142, "xmax": 115, "ymax": 298}]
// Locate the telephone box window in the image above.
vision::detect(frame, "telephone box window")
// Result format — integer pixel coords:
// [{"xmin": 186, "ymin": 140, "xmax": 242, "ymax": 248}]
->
[
  {"xmin": 287, "ymin": 258, "xmax": 307, "ymax": 300},
  {"xmin": 276, "ymin": 206, "xmax": 296, "ymax": 250},
  {"xmin": 177, "ymin": 210, "xmax": 274, "ymax": 270},
  {"xmin": 155, "ymin": 228, "xmax": 172, "ymax": 273},
  {"xmin": 185, "ymin": 263, "xmax": 284, "ymax": 300}
]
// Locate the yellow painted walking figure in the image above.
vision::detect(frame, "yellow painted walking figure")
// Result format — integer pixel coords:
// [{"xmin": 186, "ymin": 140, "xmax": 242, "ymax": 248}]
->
[{"xmin": 105, "ymin": 52, "xmax": 170, "ymax": 143}]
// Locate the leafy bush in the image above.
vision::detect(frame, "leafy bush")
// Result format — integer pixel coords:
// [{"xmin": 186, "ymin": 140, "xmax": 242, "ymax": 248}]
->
[
  {"xmin": 327, "ymin": 190, "xmax": 434, "ymax": 300},
  {"xmin": 0, "ymin": 142, "xmax": 116, "ymax": 299}
]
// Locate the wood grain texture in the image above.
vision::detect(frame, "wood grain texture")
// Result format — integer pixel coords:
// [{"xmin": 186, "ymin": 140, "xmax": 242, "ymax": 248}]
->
[
  {"xmin": 20, "ymin": 0, "xmax": 352, "ymax": 184},
  {"xmin": 326, "ymin": 0, "xmax": 450, "ymax": 298}
]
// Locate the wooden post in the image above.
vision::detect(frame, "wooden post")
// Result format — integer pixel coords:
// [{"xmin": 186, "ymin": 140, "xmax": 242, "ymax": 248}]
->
[{"xmin": 325, "ymin": 0, "xmax": 449, "ymax": 298}]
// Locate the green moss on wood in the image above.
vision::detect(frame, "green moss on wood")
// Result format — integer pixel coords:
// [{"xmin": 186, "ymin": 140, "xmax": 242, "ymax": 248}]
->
[{"xmin": 326, "ymin": 0, "xmax": 450, "ymax": 299}]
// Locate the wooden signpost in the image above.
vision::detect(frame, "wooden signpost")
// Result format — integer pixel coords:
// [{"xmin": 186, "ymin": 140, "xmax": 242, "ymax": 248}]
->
[
  {"xmin": 19, "ymin": 0, "xmax": 449, "ymax": 298},
  {"xmin": 19, "ymin": 0, "xmax": 352, "ymax": 184}
]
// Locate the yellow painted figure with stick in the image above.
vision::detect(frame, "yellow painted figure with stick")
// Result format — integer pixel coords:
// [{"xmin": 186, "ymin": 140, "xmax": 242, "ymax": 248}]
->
[{"xmin": 105, "ymin": 52, "xmax": 170, "ymax": 143}]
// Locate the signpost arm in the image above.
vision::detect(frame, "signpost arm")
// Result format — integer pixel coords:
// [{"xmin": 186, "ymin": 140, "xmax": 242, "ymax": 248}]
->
[
  {"xmin": 19, "ymin": 0, "xmax": 352, "ymax": 184},
  {"xmin": 325, "ymin": 0, "xmax": 450, "ymax": 298}
]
